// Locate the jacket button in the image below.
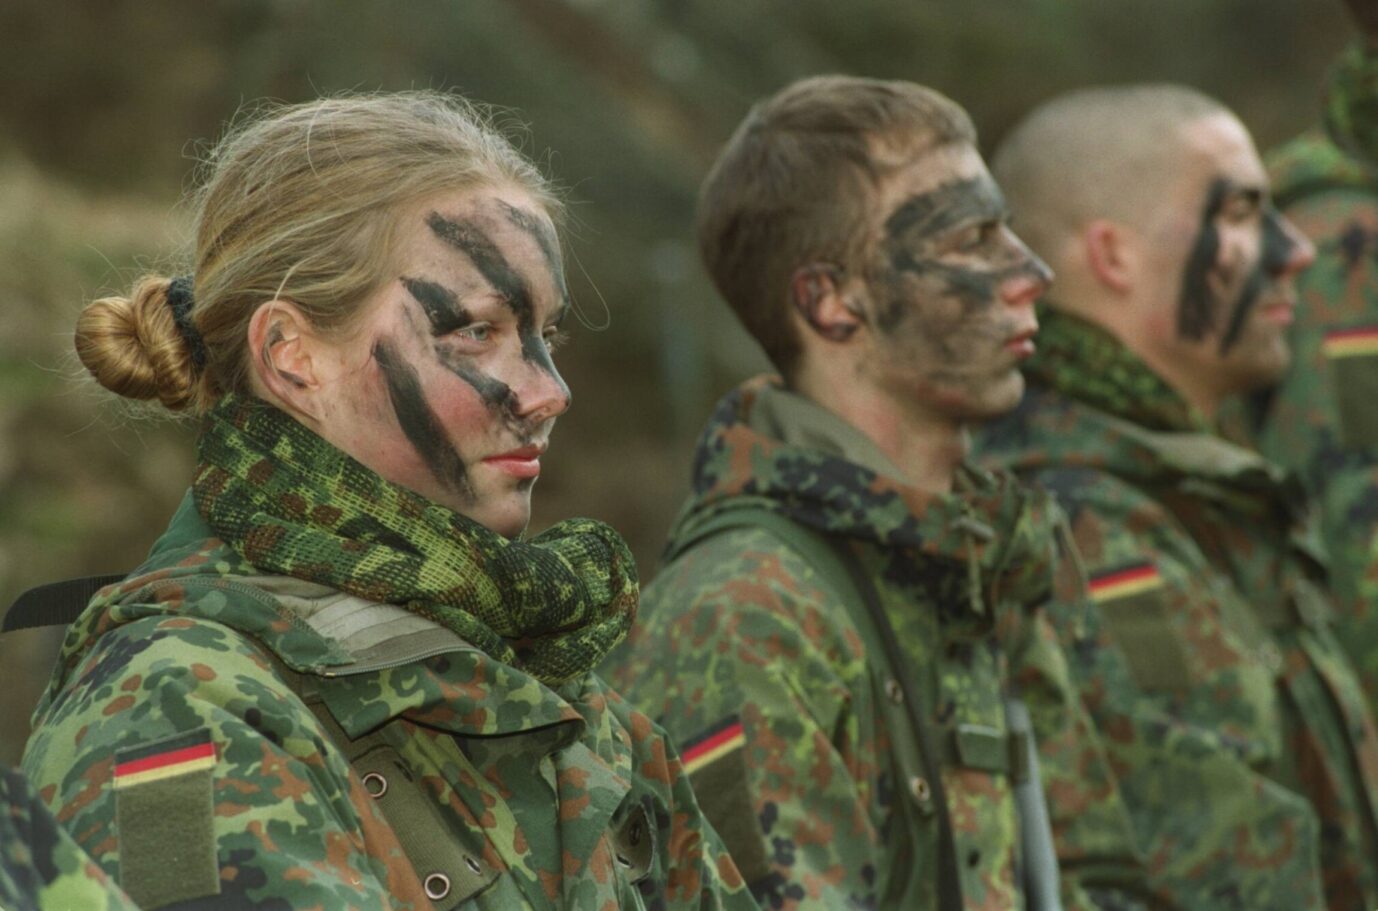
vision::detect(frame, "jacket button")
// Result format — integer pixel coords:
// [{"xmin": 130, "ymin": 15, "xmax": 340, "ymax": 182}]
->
[
  {"xmin": 909, "ymin": 775, "xmax": 930, "ymax": 802},
  {"xmin": 424, "ymin": 873, "xmax": 451, "ymax": 900},
  {"xmin": 362, "ymin": 772, "xmax": 388, "ymax": 799},
  {"xmin": 885, "ymin": 678, "xmax": 904, "ymax": 704}
]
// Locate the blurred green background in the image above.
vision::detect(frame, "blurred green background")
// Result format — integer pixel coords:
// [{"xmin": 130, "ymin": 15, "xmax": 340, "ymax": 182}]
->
[{"xmin": 0, "ymin": 0, "xmax": 1353, "ymax": 764}]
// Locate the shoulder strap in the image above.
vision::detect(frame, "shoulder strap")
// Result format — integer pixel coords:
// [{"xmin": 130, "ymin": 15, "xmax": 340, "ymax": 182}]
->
[
  {"xmin": 670, "ymin": 509, "xmax": 965, "ymax": 911},
  {"xmin": 3, "ymin": 574, "xmax": 127, "ymax": 633}
]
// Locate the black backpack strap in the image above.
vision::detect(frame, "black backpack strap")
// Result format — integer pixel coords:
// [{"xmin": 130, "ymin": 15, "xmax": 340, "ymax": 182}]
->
[
  {"xmin": 3, "ymin": 574, "xmax": 127, "ymax": 633},
  {"xmin": 670, "ymin": 510, "xmax": 965, "ymax": 911}
]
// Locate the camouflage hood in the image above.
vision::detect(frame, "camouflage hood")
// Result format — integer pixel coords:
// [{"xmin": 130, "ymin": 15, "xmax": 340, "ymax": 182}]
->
[
  {"xmin": 998, "ymin": 309, "xmax": 1309, "ymax": 525},
  {"xmin": 668, "ymin": 376, "xmax": 1058, "ymax": 609}
]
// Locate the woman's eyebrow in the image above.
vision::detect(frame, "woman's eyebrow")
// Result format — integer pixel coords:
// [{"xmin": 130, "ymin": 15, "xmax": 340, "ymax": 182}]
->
[{"xmin": 401, "ymin": 276, "xmax": 472, "ymax": 334}]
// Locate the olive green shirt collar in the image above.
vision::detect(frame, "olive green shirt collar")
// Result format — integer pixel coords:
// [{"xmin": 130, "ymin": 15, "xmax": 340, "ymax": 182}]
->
[{"xmin": 746, "ymin": 384, "xmax": 910, "ymax": 482}]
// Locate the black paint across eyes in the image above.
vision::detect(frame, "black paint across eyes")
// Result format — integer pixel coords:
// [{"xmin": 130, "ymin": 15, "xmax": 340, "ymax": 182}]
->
[
  {"xmin": 884, "ymin": 177, "xmax": 1007, "ymax": 254},
  {"xmin": 427, "ymin": 211, "xmax": 534, "ymax": 329},
  {"xmin": 1178, "ymin": 178, "xmax": 1229, "ymax": 342},
  {"xmin": 373, "ymin": 339, "xmax": 473, "ymax": 499},
  {"xmin": 1218, "ymin": 208, "xmax": 1296, "ymax": 353},
  {"xmin": 402, "ymin": 277, "xmax": 471, "ymax": 335}
]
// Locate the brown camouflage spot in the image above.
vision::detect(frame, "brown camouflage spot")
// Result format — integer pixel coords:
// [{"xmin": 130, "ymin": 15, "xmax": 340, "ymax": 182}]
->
[
  {"xmin": 74, "ymin": 724, "xmax": 90, "ymax": 747},
  {"xmin": 191, "ymin": 663, "xmax": 217, "ymax": 681},
  {"xmin": 120, "ymin": 674, "xmax": 142, "ymax": 691},
  {"xmin": 310, "ymin": 504, "xmax": 344, "ymax": 525},
  {"xmin": 716, "ymin": 851, "xmax": 745, "ymax": 889},
  {"xmin": 538, "ymin": 868, "xmax": 562, "ymax": 900},
  {"xmin": 158, "ymin": 618, "xmax": 197, "ymax": 630},
  {"xmin": 57, "ymin": 756, "xmax": 112, "ymax": 823},
  {"xmin": 102, "ymin": 694, "xmax": 135, "ymax": 716},
  {"xmin": 214, "ymin": 801, "xmax": 254, "ymax": 817},
  {"xmin": 247, "ymin": 458, "xmax": 275, "ymax": 485}
]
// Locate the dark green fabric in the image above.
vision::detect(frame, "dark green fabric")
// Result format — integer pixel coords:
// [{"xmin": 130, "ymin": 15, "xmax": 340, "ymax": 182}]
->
[
  {"xmin": 115, "ymin": 766, "xmax": 218, "ymax": 908},
  {"xmin": 193, "ymin": 394, "xmax": 638, "ymax": 685},
  {"xmin": 1025, "ymin": 309, "xmax": 1213, "ymax": 434}
]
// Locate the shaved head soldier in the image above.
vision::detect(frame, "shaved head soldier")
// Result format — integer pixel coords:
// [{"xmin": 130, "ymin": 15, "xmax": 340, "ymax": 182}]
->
[{"xmin": 979, "ymin": 85, "xmax": 1378, "ymax": 908}]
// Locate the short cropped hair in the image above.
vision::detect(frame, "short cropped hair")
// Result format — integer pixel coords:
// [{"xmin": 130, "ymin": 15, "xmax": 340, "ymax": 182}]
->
[
  {"xmin": 696, "ymin": 76, "xmax": 976, "ymax": 376},
  {"xmin": 992, "ymin": 84, "xmax": 1230, "ymax": 259}
]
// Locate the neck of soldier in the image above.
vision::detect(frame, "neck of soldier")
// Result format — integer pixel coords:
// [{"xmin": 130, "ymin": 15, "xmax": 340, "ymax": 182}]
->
[{"xmin": 793, "ymin": 368, "xmax": 968, "ymax": 494}]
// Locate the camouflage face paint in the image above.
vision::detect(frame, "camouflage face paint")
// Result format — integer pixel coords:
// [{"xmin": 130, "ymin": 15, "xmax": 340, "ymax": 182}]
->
[
  {"xmin": 1179, "ymin": 178, "xmax": 1304, "ymax": 353},
  {"xmin": 880, "ymin": 176, "xmax": 1045, "ymax": 333},
  {"xmin": 402, "ymin": 275, "xmax": 520, "ymax": 417},
  {"xmin": 372, "ymin": 337, "xmax": 474, "ymax": 498}
]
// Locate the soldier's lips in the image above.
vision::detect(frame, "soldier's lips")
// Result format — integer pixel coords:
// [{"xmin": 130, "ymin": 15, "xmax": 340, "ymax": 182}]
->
[
  {"xmin": 1259, "ymin": 300, "xmax": 1295, "ymax": 325},
  {"xmin": 484, "ymin": 444, "xmax": 544, "ymax": 479},
  {"xmin": 1005, "ymin": 330, "xmax": 1037, "ymax": 359}
]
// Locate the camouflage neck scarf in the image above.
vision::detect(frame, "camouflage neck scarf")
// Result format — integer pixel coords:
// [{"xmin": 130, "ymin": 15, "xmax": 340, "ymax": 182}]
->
[
  {"xmin": 192, "ymin": 395, "xmax": 637, "ymax": 685},
  {"xmin": 675, "ymin": 376, "xmax": 1055, "ymax": 611},
  {"xmin": 1025, "ymin": 308, "xmax": 1212, "ymax": 433}
]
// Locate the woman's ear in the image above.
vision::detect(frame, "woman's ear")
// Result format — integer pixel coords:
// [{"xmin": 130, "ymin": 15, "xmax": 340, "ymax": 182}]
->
[{"xmin": 246, "ymin": 299, "xmax": 325, "ymax": 420}]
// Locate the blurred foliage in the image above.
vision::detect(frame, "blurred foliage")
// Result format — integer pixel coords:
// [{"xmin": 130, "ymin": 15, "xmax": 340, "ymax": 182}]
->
[{"xmin": 0, "ymin": 0, "xmax": 1354, "ymax": 762}]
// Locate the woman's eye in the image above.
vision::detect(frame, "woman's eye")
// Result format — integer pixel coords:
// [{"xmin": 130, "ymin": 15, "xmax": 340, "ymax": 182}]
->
[
  {"xmin": 455, "ymin": 324, "xmax": 492, "ymax": 343},
  {"xmin": 543, "ymin": 328, "xmax": 570, "ymax": 353}
]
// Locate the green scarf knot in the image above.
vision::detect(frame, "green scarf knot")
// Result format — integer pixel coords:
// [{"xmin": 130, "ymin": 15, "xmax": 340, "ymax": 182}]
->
[{"xmin": 192, "ymin": 395, "xmax": 638, "ymax": 685}]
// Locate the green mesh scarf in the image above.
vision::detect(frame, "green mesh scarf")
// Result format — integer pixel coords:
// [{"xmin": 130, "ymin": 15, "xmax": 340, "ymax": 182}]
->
[{"xmin": 192, "ymin": 395, "xmax": 638, "ymax": 685}]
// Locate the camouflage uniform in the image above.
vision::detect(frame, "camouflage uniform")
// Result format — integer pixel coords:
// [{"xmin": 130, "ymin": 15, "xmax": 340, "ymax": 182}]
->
[
  {"xmin": 1256, "ymin": 43, "xmax": 1378, "ymax": 706},
  {"xmin": 1, "ymin": 765, "xmax": 139, "ymax": 911},
  {"xmin": 20, "ymin": 493, "xmax": 754, "ymax": 910},
  {"xmin": 605, "ymin": 377, "xmax": 1149, "ymax": 911},
  {"xmin": 978, "ymin": 309, "xmax": 1378, "ymax": 909}
]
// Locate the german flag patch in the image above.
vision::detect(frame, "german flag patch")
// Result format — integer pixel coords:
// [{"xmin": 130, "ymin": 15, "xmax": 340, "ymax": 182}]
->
[
  {"xmin": 1088, "ymin": 562, "xmax": 1162, "ymax": 603},
  {"xmin": 1323, "ymin": 326, "xmax": 1378, "ymax": 359},
  {"xmin": 681, "ymin": 716, "xmax": 746, "ymax": 776},
  {"xmin": 113, "ymin": 729, "xmax": 216, "ymax": 790}
]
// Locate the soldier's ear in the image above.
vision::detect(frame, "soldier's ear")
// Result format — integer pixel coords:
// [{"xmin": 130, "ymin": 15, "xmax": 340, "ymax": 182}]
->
[
  {"xmin": 789, "ymin": 263, "xmax": 862, "ymax": 342},
  {"xmin": 246, "ymin": 299, "xmax": 326, "ymax": 420},
  {"xmin": 1083, "ymin": 220, "xmax": 1135, "ymax": 294}
]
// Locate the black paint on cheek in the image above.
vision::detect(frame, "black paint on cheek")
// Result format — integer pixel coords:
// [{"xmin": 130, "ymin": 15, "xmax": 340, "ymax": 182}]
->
[
  {"xmin": 1218, "ymin": 207, "xmax": 1296, "ymax": 354},
  {"xmin": 402, "ymin": 277, "xmax": 471, "ymax": 335},
  {"xmin": 373, "ymin": 339, "xmax": 473, "ymax": 498},
  {"xmin": 1178, "ymin": 179, "xmax": 1229, "ymax": 341},
  {"xmin": 435, "ymin": 346, "xmax": 519, "ymax": 416}
]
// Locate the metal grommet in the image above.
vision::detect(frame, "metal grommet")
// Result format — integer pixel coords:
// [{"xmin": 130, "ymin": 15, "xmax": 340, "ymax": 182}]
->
[
  {"xmin": 909, "ymin": 775, "xmax": 930, "ymax": 803},
  {"xmin": 884, "ymin": 678, "xmax": 904, "ymax": 704},
  {"xmin": 464, "ymin": 855, "xmax": 482, "ymax": 875},
  {"xmin": 361, "ymin": 772, "xmax": 388, "ymax": 799},
  {"xmin": 424, "ymin": 873, "xmax": 452, "ymax": 900}
]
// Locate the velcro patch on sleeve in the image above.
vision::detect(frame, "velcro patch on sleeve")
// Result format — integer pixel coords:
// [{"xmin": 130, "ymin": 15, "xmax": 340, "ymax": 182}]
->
[
  {"xmin": 680, "ymin": 715, "xmax": 773, "ymax": 886},
  {"xmin": 115, "ymin": 728, "xmax": 220, "ymax": 908},
  {"xmin": 1087, "ymin": 561, "xmax": 1162, "ymax": 603}
]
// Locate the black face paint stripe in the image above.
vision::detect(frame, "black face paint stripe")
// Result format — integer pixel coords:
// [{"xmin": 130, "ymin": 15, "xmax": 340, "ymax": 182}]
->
[
  {"xmin": 402, "ymin": 277, "xmax": 471, "ymax": 335},
  {"xmin": 373, "ymin": 339, "xmax": 473, "ymax": 498},
  {"xmin": 497, "ymin": 199, "xmax": 570, "ymax": 307},
  {"xmin": 1178, "ymin": 178, "xmax": 1229, "ymax": 341},
  {"xmin": 1218, "ymin": 206, "xmax": 1299, "ymax": 353},
  {"xmin": 435, "ymin": 346, "xmax": 520, "ymax": 416},
  {"xmin": 884, "ymin": 177, "xmax": 1008, "ymax": 256},
  {"xmin": 427, "ymin": 211, "xmax": 534, "ymax": 330}
]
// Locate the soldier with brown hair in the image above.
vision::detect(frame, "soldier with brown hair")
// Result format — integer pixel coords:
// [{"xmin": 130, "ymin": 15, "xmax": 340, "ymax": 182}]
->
[{"xmin": 605, "ymin": 75, "xmax": 1149, "ymax": 911}]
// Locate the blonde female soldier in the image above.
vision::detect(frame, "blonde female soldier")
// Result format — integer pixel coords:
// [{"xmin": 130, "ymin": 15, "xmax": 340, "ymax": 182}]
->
[{"xmin": 20, "ymin": 93, "xmax": 752, "ymax": 911}]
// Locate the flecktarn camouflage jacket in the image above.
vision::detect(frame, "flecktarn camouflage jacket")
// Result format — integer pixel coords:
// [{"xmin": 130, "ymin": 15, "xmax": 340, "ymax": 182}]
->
[
  {"xmin": 1, "ymin": 765, "xmax": 138, "ymax": 911},
  {"xmin": 605, "ymin": 377, "xmax": 1149, "ymax": 911},
  {"xmin": 979, "ymin": 309, "xmax": 1378, "ymax": 910},
  {"xmin": 20, "ymin": 494, "xmax": 755, "ymax": 911},
  {"xmin": 1258, "ymin": 42, "xmax": 1378, "ymax": 708}
]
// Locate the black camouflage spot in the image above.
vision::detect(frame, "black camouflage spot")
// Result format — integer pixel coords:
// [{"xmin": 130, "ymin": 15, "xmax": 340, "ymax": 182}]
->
[{"xmin": 1340, "ymin": 222, "xmax": 1369, "ymax": 269}]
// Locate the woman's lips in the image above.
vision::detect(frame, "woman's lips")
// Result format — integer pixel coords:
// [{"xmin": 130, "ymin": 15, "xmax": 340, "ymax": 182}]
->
[
  {"xmin": 1005, "ymin": 329, "xmax": 1038, "ymax": 359},
  {"xmin": 484, "ymin": 446, "xmax": 543, "ymax": 479}
]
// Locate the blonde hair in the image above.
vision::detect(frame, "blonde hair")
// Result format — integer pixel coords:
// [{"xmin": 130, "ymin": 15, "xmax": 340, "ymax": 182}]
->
[{"xmin": 76, "ymin": 92, "xmax": 559, "ymax": 413}]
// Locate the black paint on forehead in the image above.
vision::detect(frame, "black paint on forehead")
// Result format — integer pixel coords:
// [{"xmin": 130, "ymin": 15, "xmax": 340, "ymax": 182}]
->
[
  {"xmin": 497, "ymin": 199, "xmax": 569, "ymax": 307},
  {"xmin": 884, "ymin": 176, "xmax": 1007, "ymax": 244},
  {"xmin": 402, "ymin": 277, "xmax": 470, "ymax": 335},
  {"xmin": 1177, "ymin": 178, "xmax": 1230, "ymax": 341},
  {"xmin": 427, "ymin": 211, "xmax": 535, "ymax": 329},
  {"xmin": 373, "ymin": 338, "xmax": 473, "ymax": 498}
]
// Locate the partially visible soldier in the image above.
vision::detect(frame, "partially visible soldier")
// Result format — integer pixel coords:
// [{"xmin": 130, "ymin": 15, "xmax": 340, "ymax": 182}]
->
[
  {"xmin": 605, "ymin": 76, "xmax": 1151, "ymax": 910},
  {"xmin": 1253, "ymin": 0, "xmax": 1378, "ymax": 706},
  {"xmin": 1, "ymin": 766, "xmax": 138, "ymax": 911},
  {"xmin": 980, "ymin": 86, "xmax": 1378, "ymax": 908}
]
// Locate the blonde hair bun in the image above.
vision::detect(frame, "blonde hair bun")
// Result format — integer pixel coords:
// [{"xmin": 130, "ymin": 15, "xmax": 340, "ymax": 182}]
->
[{"xmin": 75, "ymin": 275, "xmax": 199, "ymax": 411}]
